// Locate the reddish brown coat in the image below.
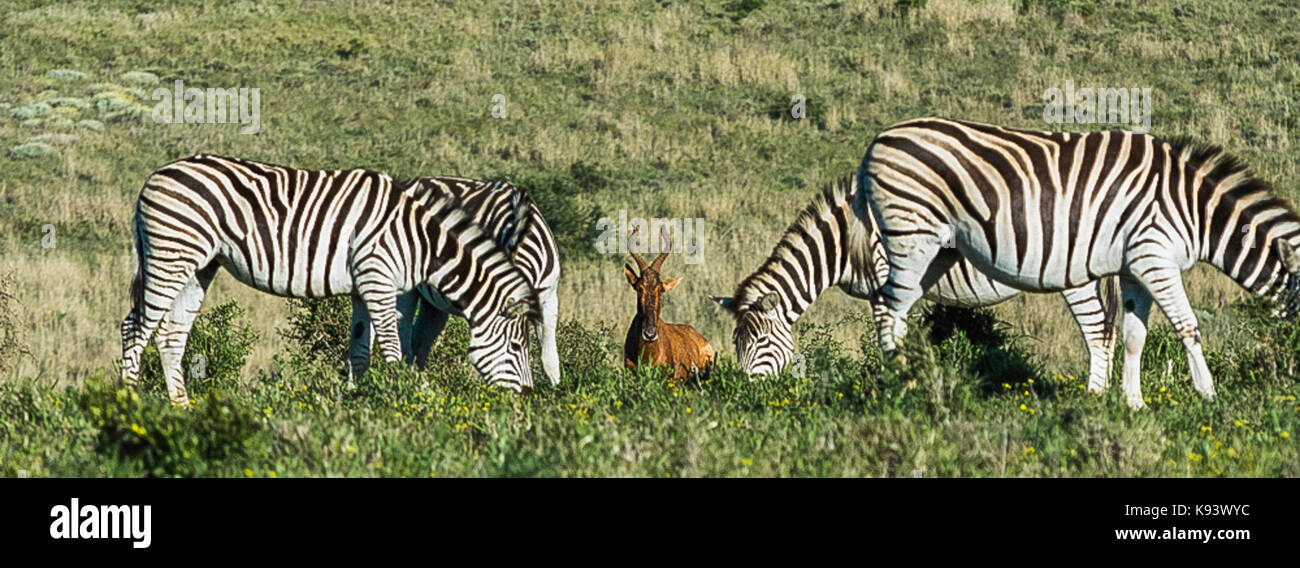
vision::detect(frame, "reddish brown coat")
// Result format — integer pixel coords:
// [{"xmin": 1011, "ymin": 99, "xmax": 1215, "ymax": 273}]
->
[{"xmin": 622, "ymin": 227, "xmax": 715, "ymax": 381}]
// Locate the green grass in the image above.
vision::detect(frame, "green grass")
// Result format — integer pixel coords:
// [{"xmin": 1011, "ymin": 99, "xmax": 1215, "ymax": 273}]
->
[{"xmin": 2, "ymin": 297, "xmax": 1296, "ymax": 477}]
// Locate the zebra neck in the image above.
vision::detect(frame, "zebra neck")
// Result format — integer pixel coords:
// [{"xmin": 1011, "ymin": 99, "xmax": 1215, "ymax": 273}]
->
[
  {"xmin": 1177, "ymin": 149, "xmax": 1300, "ymax": 296},
  {"xmin": 731, "ymin": 178, "xmax": 860, "ymax": 326},
  {"xmin": 1210, "ymin": 217, "xmax": 1300, "ymax": 297},
  {"xmin": 735, "ymin": 249, "xmax": 853, "ymax": 326}
]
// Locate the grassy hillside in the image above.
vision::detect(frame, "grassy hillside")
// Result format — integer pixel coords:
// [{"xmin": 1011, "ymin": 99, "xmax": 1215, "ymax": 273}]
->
[{"xmin": 1, "ymin": 0, "xmax": 1298, "ymax": 476}]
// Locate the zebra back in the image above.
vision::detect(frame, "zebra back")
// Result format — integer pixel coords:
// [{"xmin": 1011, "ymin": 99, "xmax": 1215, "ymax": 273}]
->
[{"xmin": 404, "ymin": 178, "xmax": 559, "ymax": 291}]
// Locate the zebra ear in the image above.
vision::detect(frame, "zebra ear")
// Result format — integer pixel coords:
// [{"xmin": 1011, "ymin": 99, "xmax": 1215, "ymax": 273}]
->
[
  {"xmin": 1277, "ymin": 239, "xmax": 1300, "ymax": 273},
  {"xmin": 757, "ymin": 292, "xmax": 779, "ymax": 314},
  {"xmin": 712, "ymin": 296, "xmax": 736, "ymax": 312},
  {"xmin": 499, "ymin": 299, "xmax": 531, "ymax": 319}
]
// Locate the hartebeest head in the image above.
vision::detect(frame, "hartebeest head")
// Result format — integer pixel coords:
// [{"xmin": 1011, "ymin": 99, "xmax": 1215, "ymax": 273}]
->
[{"xmin": 624, "ymin": 226, "xmax": 679, "ymax": 343}]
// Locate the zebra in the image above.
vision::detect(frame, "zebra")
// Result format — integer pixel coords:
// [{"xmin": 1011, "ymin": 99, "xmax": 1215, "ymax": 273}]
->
[
  {"xmin": 714, "ymin": 176, "xmax": 1121, "ymax": 392},
  {"xmin": 347, "ymin": 177, "xmax": 562, "ymax": 387},
  {"xmin": 860, "ymin": 117, "xmax": 1300, "ymax": 408},
  {"xmin": 121, "ymin": 155, "xmax": 540, "ymax": 405}
]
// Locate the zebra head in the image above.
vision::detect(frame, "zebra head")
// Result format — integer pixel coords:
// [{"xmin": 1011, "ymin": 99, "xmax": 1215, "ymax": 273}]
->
[
  {"xmin": 714, "ymin": 292, "xmax": 793, "ymax": 376},
  {"xmin": 1271, "ymin": 237, "xmax": 1300, "ymax": 318},
  {"xmin": 467, "ymin": 296, "xmax": 538, "ymax": 392}
]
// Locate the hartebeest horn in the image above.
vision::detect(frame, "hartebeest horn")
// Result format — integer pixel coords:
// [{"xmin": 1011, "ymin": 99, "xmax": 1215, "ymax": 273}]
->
[
  {"xmin": 651, "ymin": 226, "xmax": 671, "ymax": 272},
  {"xmin": 628, "ymin": 226, "xmax": 648, "ymax": 273}
]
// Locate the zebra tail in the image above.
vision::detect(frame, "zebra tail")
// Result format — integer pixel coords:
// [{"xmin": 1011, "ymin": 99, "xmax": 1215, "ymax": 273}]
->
[
  {"xmin": 846, "ymin": 174, "xmax": 885, "ymax": 299},
  {"xmin": 128, "ymin": 211, "xmax": 147, "ymax": 314},
  {"xmin": 1100, "ymin": 276, "xmax": 1122, "ymax": 346}
]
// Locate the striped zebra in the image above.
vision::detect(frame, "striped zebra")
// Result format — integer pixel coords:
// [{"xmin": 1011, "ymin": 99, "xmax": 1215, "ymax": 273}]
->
[
  {"xmin": 121, "ymin": 155, "xmax": 540, "ymax": 405},
  {"xmin": 348, "ymin": 177, "xmax": 561, "ymax": 386},
  {"xmin": 860, "ymin": 117, "xmax": 1300, "ymax": 408},
  {"xmin": 714, "ymin": 177, "xmax": 1120, "ymax": 391}
]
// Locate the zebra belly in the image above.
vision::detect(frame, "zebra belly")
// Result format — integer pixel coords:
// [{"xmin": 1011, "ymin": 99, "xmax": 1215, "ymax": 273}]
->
[
  {"xmin": 925, "ymin": 261, "xmax": 1022, "ymax": 306},
  {"xmin": 951, "ymin": 227, "xmax": 1085, "ymax": 292},
  {"xmin": 215, "ymin": 241, "xmax": 356, "ymax": 298}
]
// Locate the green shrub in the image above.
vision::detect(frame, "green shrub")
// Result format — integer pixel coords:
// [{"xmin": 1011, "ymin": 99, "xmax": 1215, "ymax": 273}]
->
[
  {"xmin": 921, "ymin": 304, "xmax": 1041, "ymax": 393},
  {"xmin": 75, "ymin": 119, "xmax": 104, "ymax": 132},
  {"xmin": 279, "ymin": 295, "xmax": 476, "ymax": 384},
  {"xmin": 8, "ymin": 102, "xmax": 51, "ymax": 119},
  {"xmin": 8, "ymin": 142, "xmax": 56, "ymax": 159},
  {"xmin": 119, "ymin": 71, "xmax": 160, "ymax": 86},
  {"xmin": 280, "ymin": 296, "xmax": 352, "ymax": 369},
  {"xmin": 45, "ymin": 69, "xmax": 86, "ymax": 82},
  {"xmin": 137, "ymin": 301, "xmax": 258, "ymax": 397},
  {"xmin": 554, "ymin": 319, "xmax": 621, "ymax": 380},
  {"xmin": 1206, "ymin": 296, "xmax": 1300, "ymax": 389},
  {"xmin": 78, "ymin": 377, "xmax": 263, "ymax": 477},
  {"xmin": 722, "ymin": 0, "xmax": 765, "ymax": 22}
]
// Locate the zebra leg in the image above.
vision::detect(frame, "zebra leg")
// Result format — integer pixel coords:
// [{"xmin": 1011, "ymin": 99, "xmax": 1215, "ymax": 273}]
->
[
  {"xmin": 120, "ymin": 310, "xmax": 145, "ymax": 386},
  {"xmin": 410, "ymin": 301, "xmax": 449, "ymax": 370},
  {"xmin": 121, "ymin": 259, "xmax": 203, "ymax": 391},
  {"xmin": 395, "ymin": 291, "xmax": 420, "ymax": 365},
  {"xmin": 1134, "ymin": 266, "xmax": 1216, "ymax": 400},
  {"xmin": 873, "ymin": 233, "xmax": 949, "ymax": 355},
  {"xmin": 1119, "ymin": 278, "xmax": 1154, "ymax": 409},
  {"xmin": 1061, "ymin": 281, "xmax": 1116, "ymax": 393},
  {"xmin": 348, "ymin": 295, "xmax": 374, "ymax": 385},
  {"xmin": 154, "ymin": 266, "xmax": 216, "ymax": 407},
  {"xmin": 538, "ymin": 286, "xmax": 561, "ymax": 384},
  {"xmin": 357, "ymin": 286, "xmax": 403, "ymax": 364}
]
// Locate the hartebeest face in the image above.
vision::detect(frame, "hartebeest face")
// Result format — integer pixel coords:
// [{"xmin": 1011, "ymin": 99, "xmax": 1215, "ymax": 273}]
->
[{"xmin": 624, "ymin": 227, "xmax": 679, "ymax": 342}]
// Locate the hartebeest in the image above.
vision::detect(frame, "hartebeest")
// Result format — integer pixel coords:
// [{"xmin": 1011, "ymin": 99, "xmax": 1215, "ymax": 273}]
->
[{"xmin": 623, "ymin": 227, "xmax": 715, "ymax": 381}]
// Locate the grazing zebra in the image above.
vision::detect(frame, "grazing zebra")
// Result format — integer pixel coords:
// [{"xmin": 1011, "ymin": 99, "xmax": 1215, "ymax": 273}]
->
[
  {"xmin": 121, "ymin": 155, "xmax": 540, "ymax": 405},
  {"xmin": 860, "ymin": 117, "xmax": 1300, "ymax": 408},
  {"xmin": 714, "ymin": 176, "xmax": 1120, "ymax": 391},
  {"xmin": 348, "ymin": 176, "xmax": 562, "ymax": 386}
]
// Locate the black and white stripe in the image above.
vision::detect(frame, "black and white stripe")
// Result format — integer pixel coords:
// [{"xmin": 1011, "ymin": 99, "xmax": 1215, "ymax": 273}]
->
[
  {"xmin": 860, "ymin": 117, "xmax": 1300, "ymax": 408},
  {"xmin": 348, "ymin": 176, "xmax": 562, "ymax": 387},
  {"xmin": 715, "ymin": 177, "xmax": 1119, "ymax": 388},
  {"xmin": 120, "ymin": 155, "xmax": 539, "ymax": 404}
]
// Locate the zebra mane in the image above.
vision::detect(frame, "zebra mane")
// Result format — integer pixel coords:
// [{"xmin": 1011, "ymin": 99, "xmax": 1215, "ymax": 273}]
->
[
  {"xmin": 496, "ymin": 181, "xmax": 533, "ymax": 255},
  {"xmin": 729, "ymin": 176, "xmax": 856, "ymax": 312},
  {"xmin": 1165, "ymin": 137, "xmax": 1289, "ymax": 207}
]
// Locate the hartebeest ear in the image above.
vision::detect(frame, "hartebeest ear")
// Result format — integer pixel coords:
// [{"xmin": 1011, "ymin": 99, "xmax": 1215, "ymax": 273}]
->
[
  {"xmin": 624, "ymin": 263, "xmax": 638, "ymax": 285},
  {"xmin": 1277, "ymin": 239, "xmax": 1300, "ymax": 273},
  {"xmin": 662, "ymin": 277, "xmax": 681, "ymax": 292},
  {"xmin": 756, "ymin": 292, "xmax": 780, "ymax": 314},
  {"xmin": 712, "ymin": 296, "xmax": 736, "ymax": 312}
]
